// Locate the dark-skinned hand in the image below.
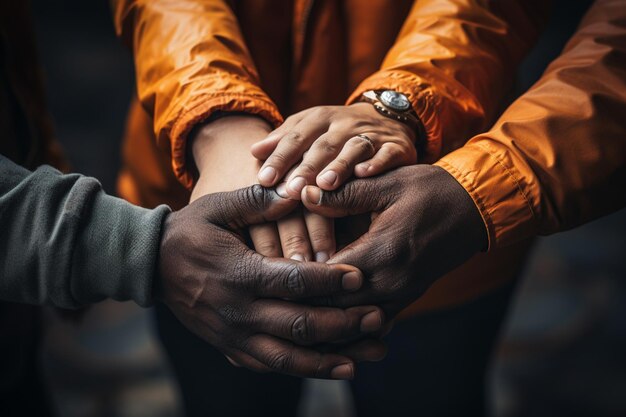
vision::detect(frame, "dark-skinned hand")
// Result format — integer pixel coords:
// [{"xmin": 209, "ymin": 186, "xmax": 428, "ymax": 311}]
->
[
  {"xmin": 301, "ymin": 165, "xmax": 488, "ymax": 320},
  {"xmin": 156, "ymin": 185, "xmax": 386, "ymax": 380}
]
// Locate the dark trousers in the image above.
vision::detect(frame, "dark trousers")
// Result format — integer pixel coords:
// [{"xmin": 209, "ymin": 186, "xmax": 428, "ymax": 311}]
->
[
  {"xmin": 352, "ymin": 283, "xmax": 514, "ymax": 417},
  {"xmin": 156, "ymin": 283, "xmax": 514, "ymax": 417},
  {"xmin": 0, "ymin": 302, "xmax": 51, "ymax": 417}
]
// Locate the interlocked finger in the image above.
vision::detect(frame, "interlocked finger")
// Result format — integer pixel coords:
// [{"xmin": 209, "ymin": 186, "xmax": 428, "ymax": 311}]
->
[
  {"xmin": 277, "ymin": 210, "xmax": 314, "ymax": 261},
  {"xmin": 243, "ymin": 334, "xmax": 356, "ymax": 379},
  {"xmin": 249, "ymin": 300, "xmax": 384, "ymax": 345}
]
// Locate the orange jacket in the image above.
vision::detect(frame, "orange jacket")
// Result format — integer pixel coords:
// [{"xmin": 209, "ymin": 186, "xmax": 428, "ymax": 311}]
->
[
  {"xmin": 112, "ymin": 0, "xmax": 625, "ymax": 313},
  {"xmin": 436, "ymin": 0, "xmax": 626, "ymax": 250}
]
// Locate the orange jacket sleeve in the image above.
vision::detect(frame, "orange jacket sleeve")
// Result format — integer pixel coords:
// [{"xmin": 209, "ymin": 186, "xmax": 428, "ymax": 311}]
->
[
  {"xmin": 435, "ymin": 0, "xmax": 626, "ymax": 249},
  {"xmin": 111, "ymin": 0, "xmax": 282, "ymax": 189},
  {"xmin": 347, "ymin": 0, "xmax": 548, "ymax": 162}
]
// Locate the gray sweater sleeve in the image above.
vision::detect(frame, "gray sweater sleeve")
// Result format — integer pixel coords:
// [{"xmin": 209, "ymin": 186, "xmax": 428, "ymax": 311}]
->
[{"xmin": 0, "ymin": 154, "xmax": 171, "ymax": 308}]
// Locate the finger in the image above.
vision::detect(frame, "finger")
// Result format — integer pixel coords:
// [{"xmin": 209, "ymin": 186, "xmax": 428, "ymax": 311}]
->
[
  {"xmin": 257, "ymin": 121, "xmax": 327, "ymax": 187},
  {"xmin": 336, "ymin": 338, "xmax": 388, "ymax": 363},
  {"xmin": 250, "ymin": 115, "xmax": 302, "ymax": 160},
  {"xmin": 282, "ymin": 132, "xmax": 343, "ymax": 199},
  {"xmin": 354, "ymin": 142, "xmax": 415, "ymax": 178},
  {"xmin": 224, "ymin": 350, "xmax": 272, "ymax": 373},
  {"xmin": 225, "ymin": 354, "xmax": 242, "ymax": 367},
  {"xmin": 250, "ymin": 135, "xmax": 282, "ymax": 161},
  {"xmin": 250, "ymin": 300, "xmax": 384, "ymax": 345},
  {"xmin": 379, "ymin": 320, "xmax": 396, "ymax": 338},
  {"xmin": 242, "ymin": 334, "xmax": 356, "ymax": 379},
  {"xmin": 249, "ymin": 223, "xmax": 282, "ymax": 257},
  {"xmin": 317, "ymin": 135, "xmax": 376, "ymax": 190},
  {"xmin": 236, "ymin": 254, "xmax": 364, "ymax": 298},
  {"xmin": 200, "ymin": 184, "xmax": 298, "ymax": 230},
  {"xmin": 301, "ymin": 180, "xmax": 392, "ymax": 219},
  {"xmin": 304, "ymin": 211, "xmax": 335, "ymax": 262},
  {"xmin": 277, "ymin": 210, "xmax": 314, "ymax": 261}
]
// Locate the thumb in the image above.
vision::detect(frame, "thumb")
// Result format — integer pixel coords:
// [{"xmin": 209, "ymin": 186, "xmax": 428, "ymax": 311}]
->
[
  {"xmin": 301, "ymin": 178, "xmax": 393, "ymax": 218},
  {"xmin": 197, "ymin": 184, "xmax": 298, "ymax": 229}
]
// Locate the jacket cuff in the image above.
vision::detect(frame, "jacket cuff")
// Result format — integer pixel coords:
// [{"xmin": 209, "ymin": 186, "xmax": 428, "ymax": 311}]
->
[
  {"xmin": 434, "ymin": 142, "xmax": 538, "ymax": 250},
  {"xmin": 164, "ymin": 78, "xmax": 283, "ymax": 190},
  {"xmin": 72, "ymin": 191, "xmax": 171, "ymax": 307},
  {"xmin": 346, "ymin": 70, "xmax": 441, "ymax": 163}
]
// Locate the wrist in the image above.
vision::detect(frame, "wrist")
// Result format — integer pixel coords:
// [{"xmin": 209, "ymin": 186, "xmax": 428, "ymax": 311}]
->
[
  {"xmin": 191, "ymin": 115, "xmax": 272, "ymax": 175},
  {"xmin": 357, "ymin": 90, "xmax": 423, "ymax": 144},
  {"xmin": 430, "ymin": 165, "xmax": 488, "ymax": 253},
  {"xmin": 189, "ymin": 115, "xmax": 272, "ymax": 201},
  {"xmin": 349, "ymin": 102, "xmax": 418, "ymax": 144}
]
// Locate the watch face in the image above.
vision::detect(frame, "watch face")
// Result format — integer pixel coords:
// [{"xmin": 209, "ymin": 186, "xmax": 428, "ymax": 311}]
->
[{"xmin": 379, "ymin": 90, "xmax": 411, "ymax": 111}]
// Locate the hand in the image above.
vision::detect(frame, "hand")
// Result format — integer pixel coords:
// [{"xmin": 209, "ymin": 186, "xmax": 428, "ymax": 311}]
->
[
  {"xmin": 252, "ymin": 103, "xmax": 418, "ymax": 199},
  {"xmin": 190, "ymin": 115, "xmax": 335, "ymax": 262},
  {"xmin": 157, "ymin": 184, "xmax": 387, "ymax": 379},
  {"xmin": 301, "ymin": 165, "xmax": 488, "ymax": 319}
]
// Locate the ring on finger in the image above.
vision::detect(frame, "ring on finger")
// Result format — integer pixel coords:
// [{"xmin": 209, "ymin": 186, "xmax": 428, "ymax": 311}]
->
[{"xmin": 355, "ymin": 134, "xmax": 375, "ymax": 151}]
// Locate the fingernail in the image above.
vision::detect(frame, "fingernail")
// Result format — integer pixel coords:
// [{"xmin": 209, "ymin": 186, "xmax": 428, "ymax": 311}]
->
[
  {"xmin": 290, "ymin": 254, "xmax": 305, "ymax": 262},
  {"xmin": 342, "ymin": 271, "xmax": 362, "ymax": 291},
  {"xmin": 360, "ymin": 311, "xmax": 382, "ymax": 333},
  {"xmin": 330, "ymin": 363, "xmax": 354, "ymax": 380},
  {"xmin": 319, "ymin": 170, "xmax": 337, "ymax": 186},
  {"xmin": 288, "ymin": 176, "xmax": 307, "ymax": 195},
  {"xmin": 259, "ymin": 166, "xmax": 277, "ymax": 184},
  {"xmin": 276, "ymin": 182, "xmax": 289, "ymax": 198},
  {"xmin": 315, "ymin": 251, "xmax": 329, "ymax": 263},
  {"xmin": 304, "ymin": 186, "xmax": 322, "ymax": 205}
]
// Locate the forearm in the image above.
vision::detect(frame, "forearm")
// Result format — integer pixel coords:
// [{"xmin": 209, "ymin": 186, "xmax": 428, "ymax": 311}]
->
[
  {"xmin": 0, "ymin": 155, "xmax": 170, "ymax": 308},
  {"xmin": 111, "ymin": 0, "xmax": 282, "ymax": 189},
  {"xmin": 189, "ymin": 115, "xmax": 272, "ymax": 200},
  {"xmin": 436, "ymin": 0, "xmax": 626, "ymax": 249}
]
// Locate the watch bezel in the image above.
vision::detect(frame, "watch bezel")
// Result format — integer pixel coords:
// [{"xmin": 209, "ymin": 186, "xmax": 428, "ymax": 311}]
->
[{"xmin": 379, "ymin": 90, "xmax": 411, "ymax": 112}]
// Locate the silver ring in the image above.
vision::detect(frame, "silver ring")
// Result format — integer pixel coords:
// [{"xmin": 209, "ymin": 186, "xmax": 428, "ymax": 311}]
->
[{"xmin": 355, "ymin": 134, "xmax": 375, "ymax": 151}]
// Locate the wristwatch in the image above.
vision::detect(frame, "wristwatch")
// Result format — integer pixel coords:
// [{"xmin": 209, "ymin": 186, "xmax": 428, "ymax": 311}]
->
[{"xmin": 360, "ymin": 90, "xmax": 425, "ymax": 141}]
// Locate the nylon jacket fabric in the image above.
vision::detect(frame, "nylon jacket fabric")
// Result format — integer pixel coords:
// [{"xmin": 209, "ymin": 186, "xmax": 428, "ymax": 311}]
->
[
  {"xmin": 112, "ymin": 0, "xmax": 546, "ymax": 190},
  {"xmin": 436, "ymin": 0, "xmax": 626, "ymax": 249},
  {"xmin": 111, "ymin": 0, "xmax": 624, "ymax": 311}
]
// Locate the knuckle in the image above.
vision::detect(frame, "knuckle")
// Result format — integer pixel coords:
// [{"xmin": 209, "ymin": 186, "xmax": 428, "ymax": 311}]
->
[
  {"xmin": 255, "ymin": 239, "xmax": 281, "ymax": 256},
  {"xmin": 333, "ymin": 157, "xmax": 351, "ymax": 170},
  {"xmin": 309, "ymin": 227, "xmax": 333, "ymax": 245},
  {"xmin": 291, "ymin": 311, "xmax": 312, "ymax": 343},
  {"xmin": 267, "ymin": 151, "xmax": 291, "ymax": 166},
  {"xmin": 285, "ymin": 264, "xmax": 306, "ymax": 297},
  {"xmin": 312, "ymin": 106, "xmax": 329, "ymax": 118},
  {"xmin": 283, "ymin": 234, "xmax": 309, "ymax": 251},
  {"xmin": 349, "ymin": 136, "xmax": 375, "ymax": 152},
  {"xmin": 383, "ymin": 145, "xmax": 403, "ymax": 160},
  {"xmin": 329, "ymin": 181, "xmax": 358, "ymax": 208},
  {"xmin": 314, "ymin": 138, "xmax": 340, "ymax": 155},
  {"xmin": 226, "ymin": 185, "xmax": 267, "ymax": 228},
  {"xmin": 284, "ymin": 131, "xmax": 305, "ymax": 145},
  {"xmin": 267, "ymin": 350, "xmax": 292, "ymax": 372},
  {"xmin": 296, "ymin": 161, "xmax": 318, "ymax": 176},
  {"xmin": 247, "ymin": 184, "xmax": 269, "ymax": 207}
]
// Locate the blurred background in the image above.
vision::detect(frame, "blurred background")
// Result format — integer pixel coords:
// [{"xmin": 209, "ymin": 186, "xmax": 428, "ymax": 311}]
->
[{"xmin": 29, "ymin": 1, "xmax": 626, "ymax": 416}]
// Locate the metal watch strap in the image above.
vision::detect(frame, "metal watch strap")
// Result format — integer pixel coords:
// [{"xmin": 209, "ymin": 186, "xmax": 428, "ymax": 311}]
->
[{"xmin": 360, "ymin": 90, "xmax": 425, "ymax": 144}]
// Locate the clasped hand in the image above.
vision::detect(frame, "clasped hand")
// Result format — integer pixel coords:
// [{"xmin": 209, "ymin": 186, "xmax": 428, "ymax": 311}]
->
[{"xmin": 164, "ymin": 104, "xmax": 485, "ymax": 379}]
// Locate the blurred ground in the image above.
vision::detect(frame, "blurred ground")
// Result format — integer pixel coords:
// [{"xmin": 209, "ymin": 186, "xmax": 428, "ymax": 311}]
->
[
  {"xmin": 30, "ymin": 1, "xmax": 626, "ymax": 416},
  {"xmin": 490, "ymin": 210, "xmax": 626, "ymax": 417}
]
